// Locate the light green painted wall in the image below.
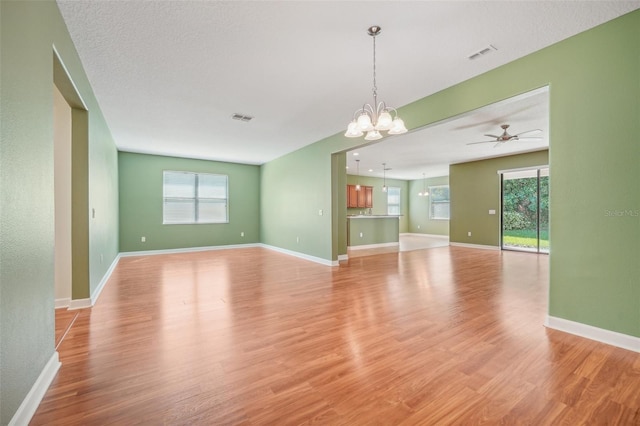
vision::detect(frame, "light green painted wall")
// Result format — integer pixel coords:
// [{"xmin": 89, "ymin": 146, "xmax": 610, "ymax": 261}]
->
[
  {"xmin": 346, "ymin": 174, "xmax": 409, "ymax": 233},
  {"xmin": 348, "ymin": 217, "xmax": 399, "ymax": 247},
  {"xmin": 263, "ymin": 11, "xmax": 639, "ymax": 337},
  {"xmin": 449, "ymin": 151, "xmax": 548, "ymax": 246},
  {"xmin": 408, "ymin": 176, "xmax": 449, "ymax": 236},
  {"xmin": 0, "ymin": 1, "xmax": 119, "ymax": 423},
  {"xmin": 260, "ymin": 141, "xmax": 333, "ymax": 260},
  {"xmin": 118, "ymin": 152, "xmax": 260, "ymax": 252}
]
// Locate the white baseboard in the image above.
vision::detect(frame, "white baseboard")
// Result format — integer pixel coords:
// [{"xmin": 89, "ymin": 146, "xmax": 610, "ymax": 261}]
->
[
  {"xmin": 348, "ymin": 242, "xmax": 399, "ymax": 250},
  {"xmin": 545, "ymin": 316, "xmax": 640, "ymax": 353},
  {"xmin": 401, "ymin": 233, "xmax": 449, "ymax": 239},
  {"xmin": 54, "ymin": 298, "xmax": 70, "ymax": 309},
  {"xmin": 337, "ymin": 254, "xmax": 348, "ymax": 261},
  {"xmin": 90, "ymin": 254, "xmax": 121, "ymax": 306},
  {"xmin": 449, "ymin": 242, "xmax": 500, "ymax": 251},
  {"xmin": 9, "ymin": 351, "xmax": 61, "ymax": 426},
  {"xmin": 119, "ymin": 243, "xmax": 261, "ymax": 258},
  {"xmin": 260, "ymin": 244, "xmax": 338, "ymax": 267},
  {"xmin": 67, "ymin": 298, "xmax": 92, "ymax": 310}
]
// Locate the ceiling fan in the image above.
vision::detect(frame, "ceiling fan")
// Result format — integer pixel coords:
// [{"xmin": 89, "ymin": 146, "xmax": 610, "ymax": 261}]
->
[{"xmin": 466, "ymin": 124, "xmax": 542, "ymax": 147}]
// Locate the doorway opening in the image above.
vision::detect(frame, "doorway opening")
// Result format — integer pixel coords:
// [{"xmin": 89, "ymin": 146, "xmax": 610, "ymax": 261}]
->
[{"xmin": 500, "ymin": 167, "xmax": 549, "ymax": 253}]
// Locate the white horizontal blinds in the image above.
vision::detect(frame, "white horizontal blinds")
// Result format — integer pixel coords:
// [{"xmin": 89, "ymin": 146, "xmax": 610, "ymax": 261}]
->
[
  {"xmin": 164, "ymin": 171, "xmax": 196, "ymax": 224},
  {"xmin": 429, "ymin": 185, "xmax": 450, "ymax": 219},
  {"xmin": 163, "ymin": 171, "xmax": 228, "ymax": 224},
  {"xmin": 196, "ymin": 173, "xmax": 228, "ymax": 223},
  {"xmin": 387, "ymin": 187, "xmax": 401, "ymax": 215}
]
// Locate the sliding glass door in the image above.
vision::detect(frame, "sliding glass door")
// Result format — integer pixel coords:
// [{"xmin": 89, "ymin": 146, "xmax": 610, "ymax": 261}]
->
[{"xmin": 501, "ymin": 167, "xmax": 549, "ymax": 253}]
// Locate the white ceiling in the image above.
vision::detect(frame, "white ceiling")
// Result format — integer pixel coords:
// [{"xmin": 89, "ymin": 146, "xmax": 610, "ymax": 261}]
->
[{"xmin": 57, "ymin": 1, "xmax": 639, "ymax": 177}]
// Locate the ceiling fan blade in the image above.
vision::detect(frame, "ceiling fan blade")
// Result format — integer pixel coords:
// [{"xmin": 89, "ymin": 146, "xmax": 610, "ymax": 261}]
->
[
  {"xmin": 466, "ymin": 140, "xmax": 497, "ymax": 145},
  {"xmin": 515, "ymin": 136, "xmax": 543, "ymax": 140},
  {"xmin": 484, "ymin": 134, "xmax": 501, "ymax": 138},
  {"xmin": 513, "ymin": 128, "xmax": 542, "ymax": 137}
]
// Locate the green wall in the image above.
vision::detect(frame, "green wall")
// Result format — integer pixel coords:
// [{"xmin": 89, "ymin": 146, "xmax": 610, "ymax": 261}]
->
[
  {"xmin": 408, "ymin": 176, "xmax": 449, "ymax": 236},
  {"xmin": 119, "ymin": 152, "xmax": 260, "ymax": 252},
  {"xmin": 260, "ymin": 141, "xmax": 333, "ymax": 260},
  {"xmin": 345, "ymin": 174, "xmax": 409, "ymax": 233},
  {"xmin": 348, "ymin": 217, "xmax": 400, "ymax": 247},
  {"xmin": 262, "ymin": 11, "xmax": 639, "ymax": 338},
  {"xmin": 449, "ymin": 151, "xmax": 548, "ymax": 246},
  {"xmin": 0, "ymin": 1, "xmax": 119, "ymax": 423}
]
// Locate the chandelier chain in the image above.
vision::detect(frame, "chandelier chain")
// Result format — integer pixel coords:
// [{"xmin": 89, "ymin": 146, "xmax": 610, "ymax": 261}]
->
[{"xmin": 372, "ymin": 34, "xmax": 377, "ymax": 99}]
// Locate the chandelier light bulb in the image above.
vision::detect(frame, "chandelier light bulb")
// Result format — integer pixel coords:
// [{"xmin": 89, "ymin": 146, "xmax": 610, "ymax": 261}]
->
[
  {"xmin": 365, "ymin": 130, "xmax": 382, "ymax": 141},
  {"xmin": 356, "ymin": 184, "xmax": 361, "ymax": 191},
  {"xmin": 357, "ymin": 113, "xmax": 374, "ymax": 131},
  {"xmin": 345, "ymin": 120, "xmax": 364, "ymax": 138},
  {"xmin": 375, "ymin": 111, "xmax": 393, "ymax": 131},
  {"xmin": 382, "ymin": 185, "xmax": 387, "ymax": 193},
  {"xmin": 388, "ymin": 117, "xmax": 408, "ymax": 135}
]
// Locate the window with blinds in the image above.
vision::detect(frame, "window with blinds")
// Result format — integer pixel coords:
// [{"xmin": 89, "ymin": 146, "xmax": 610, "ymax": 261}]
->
[
  {"xmin": 163, "ymin": 171, "xmax": 228, "ymax": 224},
  {"xmin": 387, "ymin": 186, "xmax": 401, "ymax": 215},
  {"xmin": 429, "ymin": 185, "xmax": 450, "ymax": 220}
]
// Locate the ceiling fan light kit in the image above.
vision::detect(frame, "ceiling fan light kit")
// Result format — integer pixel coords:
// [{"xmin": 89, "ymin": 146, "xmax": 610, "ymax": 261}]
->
[{"xmin": 345, "ymin": 26, "xmax": 408, "ymax": 140}]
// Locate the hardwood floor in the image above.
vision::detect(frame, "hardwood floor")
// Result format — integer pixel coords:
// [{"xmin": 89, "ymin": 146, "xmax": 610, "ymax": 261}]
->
[
  {"xmin": 54, "ymin": 308, "xmax": 79, "ymax": 350},
  {"xmin": 33, "ymin": 247, "xmax": 639, "ymax": 425}
]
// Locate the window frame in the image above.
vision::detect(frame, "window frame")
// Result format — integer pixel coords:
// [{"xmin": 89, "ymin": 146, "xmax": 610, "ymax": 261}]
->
[
  {"xmin": 387, "ymin": 186, "xmax": 401, "ymax": 216},
  {"xmin": 428, "ymin": 184, "xmax": 450, "ymax": 220},
  {"xmin": 162, "ymin": 170, "xmax": 229, "ymax": 225}
]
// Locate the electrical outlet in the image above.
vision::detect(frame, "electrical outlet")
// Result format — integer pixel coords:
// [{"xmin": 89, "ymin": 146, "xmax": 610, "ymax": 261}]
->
[
  {"xmin": 417, "ymin": 225, "xmax": 421, "ymax": 229},
  {"xmin": 296, "ymin": 236, "xmax": 300, "ymax": 243},
  {"xmin": 318, "ymin": 209, "xmax": 323, "ymax": 216},
  {"xmin": 141, "ymin": 236, "xmax": 146, "ymax": 242},
  {"xmin": 359, "ymin": 232, "xmax": 363, "ymax": 238},
  {"xmin": 100, "ymin": 254, "xmax": 103, "ymax": 264},
  {"xmin": 241, "ymin": 232, "xmax": 244, "ymax": 237},
  {"xmin": 467, "ymin": 232, "xmax": 472, "ymax": 237}
]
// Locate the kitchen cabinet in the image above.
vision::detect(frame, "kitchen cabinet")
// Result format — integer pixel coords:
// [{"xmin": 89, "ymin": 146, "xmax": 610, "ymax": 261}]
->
[{"xmin": 347, "ymin": 185, "xmax": 373, "ymax": 208}]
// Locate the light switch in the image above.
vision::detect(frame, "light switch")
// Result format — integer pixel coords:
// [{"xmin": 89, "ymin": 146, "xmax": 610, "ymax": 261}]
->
[{"xmin": 489, "ymin": 209, "xmax": 496, "ymax": 215}]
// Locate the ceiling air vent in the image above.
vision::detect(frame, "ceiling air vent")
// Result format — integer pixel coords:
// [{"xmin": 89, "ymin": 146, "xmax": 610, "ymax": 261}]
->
[
  {"xmin": 231, "ymin": 113, "xmax": 253, "ymax": 122},
  {"xmin": 468, "ymin": 44, "xmax": 497, "ymax": 60}
]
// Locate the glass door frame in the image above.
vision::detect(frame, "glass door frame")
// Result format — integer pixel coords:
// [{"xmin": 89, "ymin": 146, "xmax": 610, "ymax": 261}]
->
[{"xmin": 499, "ymin": 165, "xmax": 549, "ymax": 254}]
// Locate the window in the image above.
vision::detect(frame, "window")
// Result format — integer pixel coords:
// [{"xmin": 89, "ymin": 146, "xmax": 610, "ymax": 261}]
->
[
  {"xmin": 163, "ymin": 171, "xmax": 228, "ymax": 224},
  {"xmin": 429, "ymin": 185, "xmax": 450, "ymax": 220},
  {"xmin": 387, "ymin": 186, "xmax": 401, "ymax": 215}
]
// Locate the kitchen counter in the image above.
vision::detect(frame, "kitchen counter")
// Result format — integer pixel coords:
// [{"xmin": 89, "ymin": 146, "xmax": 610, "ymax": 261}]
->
[{"xmin": 347, "ymin": 215, "xmax": 400, "ymax": 248}]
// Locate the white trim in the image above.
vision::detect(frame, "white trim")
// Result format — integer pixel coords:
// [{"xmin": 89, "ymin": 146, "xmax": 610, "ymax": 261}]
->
[
  {"xmin": 449, "ymin": 242, "xmax": 500, "ymax": 251},
  {"xmin": 497, "ymin": 164, "xmax": 549, "ymax": 175},
  {"xmin": 9, "ymin": 351, "xmax": 61, "ymax": 426},
  {"xmin": 348, "ymin": 242, "xmax": 399, "ymax": 250},
  {"xmin": 401, "ymin": 233, "xmax": 449, "ymax": 239},
  {"xmin": 68, "ymin": 298, "xmax": 91, "ymax": 310},
  {"xmin": 55, "ymin": 298, "xmax": 70, "ymax": 309},
  {"xmin": 260, "ymin": 244, "xmax": 338, "ymax": 267},
  {"xmin": 338, "ymin": 254, "xmax": 348, "ymax": 261},
  {"xmin": 119, "ymin": 243, "xmax": 261, "ymax": 258},
  {"xmin": 545, "ymin": 316, "xmax": 640, "ymax": 353},
  {"xmin": 90, "ymin": 254, "xmax": 121, "ymax": 305}
]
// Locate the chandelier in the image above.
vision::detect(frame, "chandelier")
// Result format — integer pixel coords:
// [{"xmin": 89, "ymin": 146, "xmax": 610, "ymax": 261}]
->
[{"xmin": 345, "ymin": 26, "xmax": 408, "ymax": 141}]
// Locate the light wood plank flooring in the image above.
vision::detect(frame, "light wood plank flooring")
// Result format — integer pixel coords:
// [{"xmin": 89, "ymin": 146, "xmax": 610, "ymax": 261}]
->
[{"xmin": 34, "ymin": 246, "xmax": 640, "ymax": 424}]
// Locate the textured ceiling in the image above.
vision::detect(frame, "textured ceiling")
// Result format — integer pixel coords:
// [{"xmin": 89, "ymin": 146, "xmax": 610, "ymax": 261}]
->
[{"xmin": 57, "ymin": 1, "xmax": 639, "ymax": 177}]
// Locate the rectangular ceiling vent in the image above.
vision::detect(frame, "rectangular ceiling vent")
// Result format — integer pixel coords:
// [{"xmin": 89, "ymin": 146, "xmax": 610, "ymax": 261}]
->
[
  {"xmin": 468, "ymin": 44, "xmax": 497, "ymax": 60},
  {"xmin": 231, "ymin": 113, "xmax": 253, "ymax": 122}
]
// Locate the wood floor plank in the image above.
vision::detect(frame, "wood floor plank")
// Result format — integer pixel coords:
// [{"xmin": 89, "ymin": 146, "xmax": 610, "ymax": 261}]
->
[{"xmin": 33, "ymin": 246, "xmax": 640, "ymax": 425}]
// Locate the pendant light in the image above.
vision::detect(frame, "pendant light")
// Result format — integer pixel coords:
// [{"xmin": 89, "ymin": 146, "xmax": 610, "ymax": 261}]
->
[
  {"xmin": 382, "ymin": 163, "xmax": 388, "ymax": 193},
  {"xmin": 418, "ymin": 173, "xmax": 429, "ymax": 197},
  {"xmin": 344, "ymin": 26, "xmax": 408, "ymax": 140},
  {"xmin": 355, "ymin": 159, "xmax": 361, "ymax": 191}
]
